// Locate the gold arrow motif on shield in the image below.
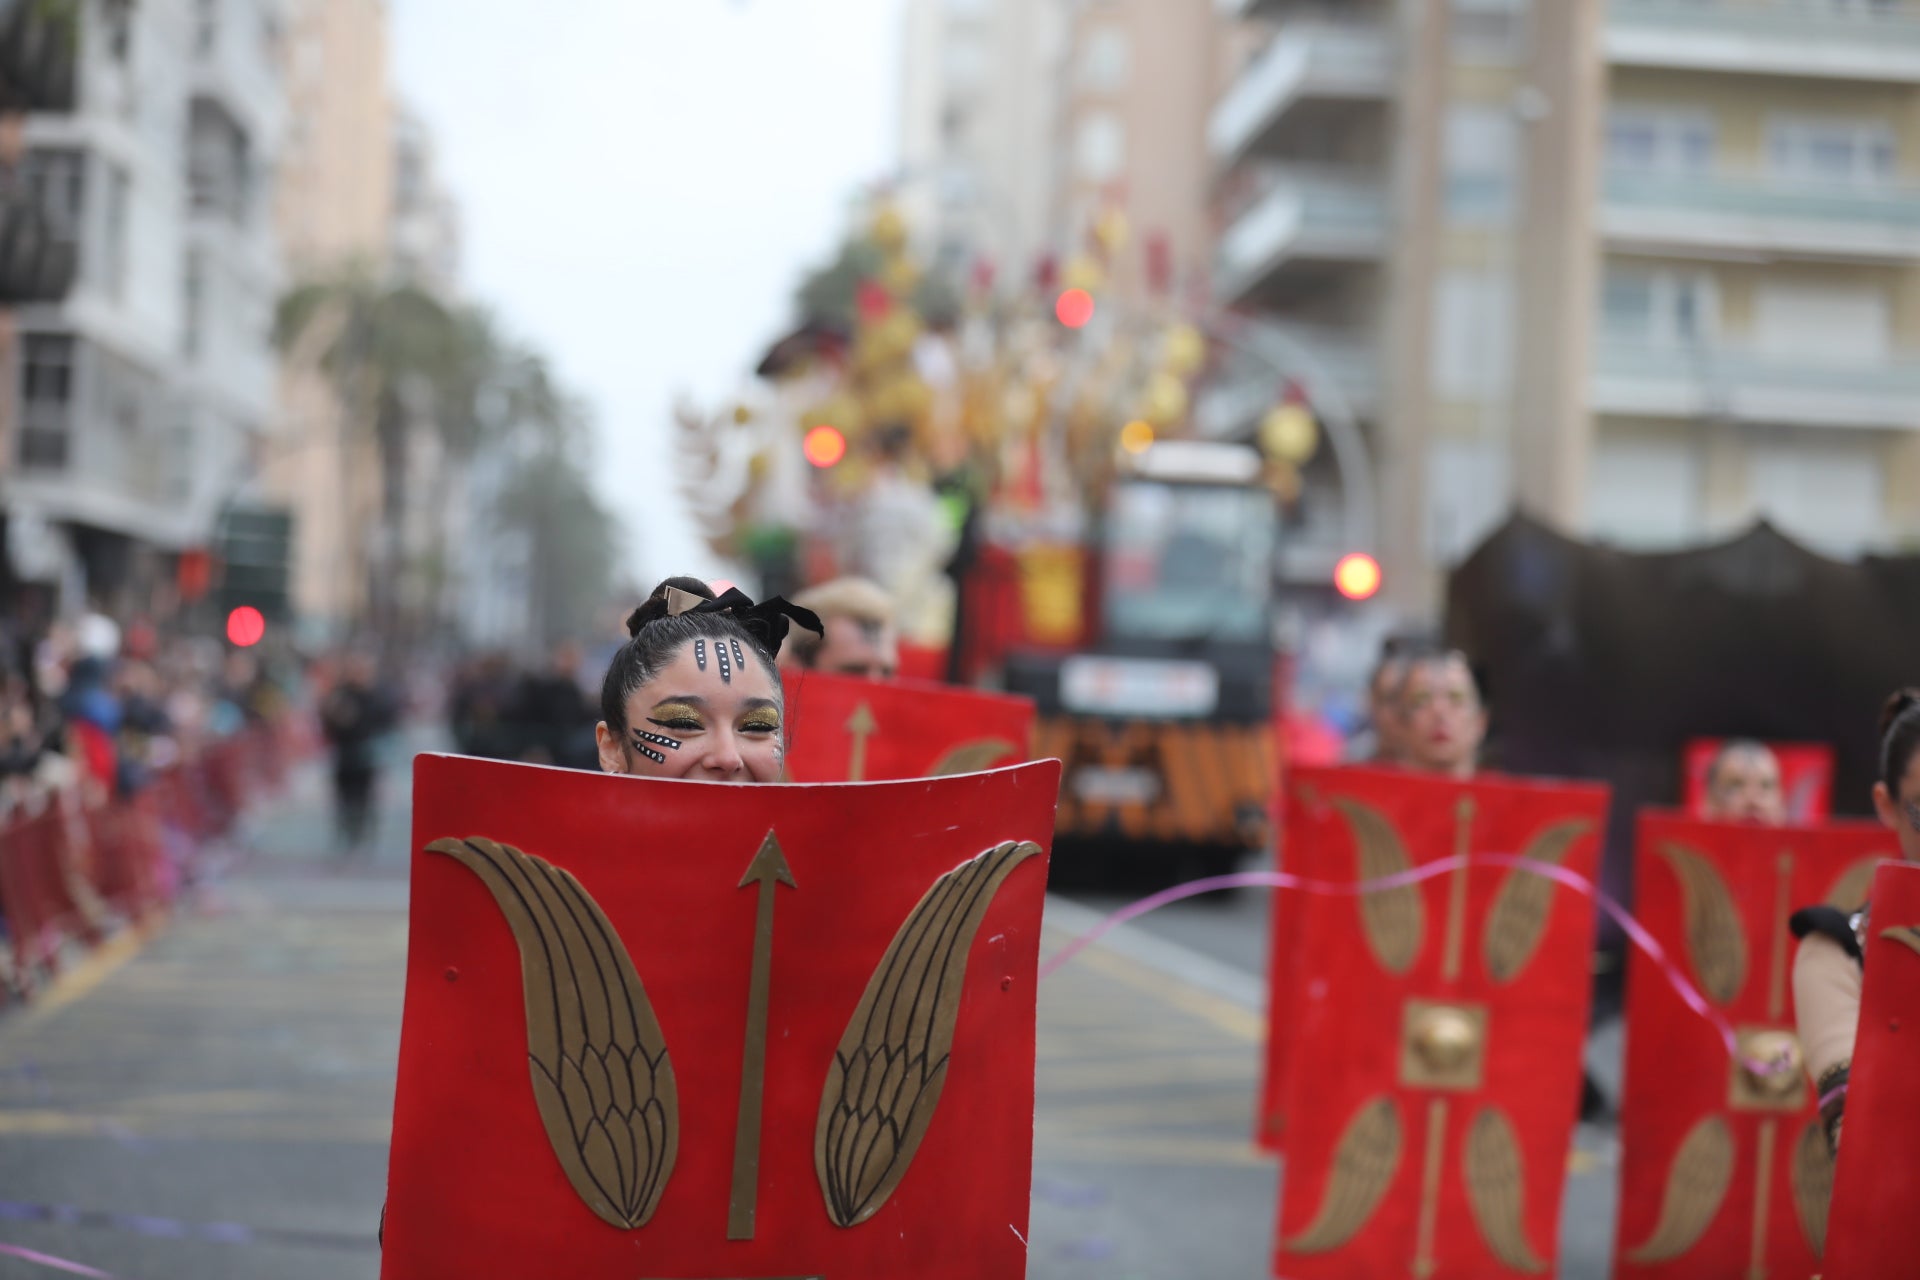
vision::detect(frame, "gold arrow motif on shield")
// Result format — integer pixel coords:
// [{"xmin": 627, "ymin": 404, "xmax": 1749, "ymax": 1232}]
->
[
  {"xmin": 845, "ymin": 702, "xmax": 877, "ymax": 782},
  {"xmin": 729, "ymin": 830, "xmax": 796, "ymax": 1241}
]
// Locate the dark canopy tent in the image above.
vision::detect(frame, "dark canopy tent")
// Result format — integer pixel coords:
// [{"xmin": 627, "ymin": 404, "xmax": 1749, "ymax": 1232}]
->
[{"xmin": 1446, "ymin": 513, "xmax": 1920, "ymax": 931}]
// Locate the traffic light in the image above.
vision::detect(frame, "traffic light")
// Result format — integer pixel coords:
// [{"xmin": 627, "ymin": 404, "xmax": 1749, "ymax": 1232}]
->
[
  {"xmin": 1054, "ymin": 288, "xmax": 1094, "ymax": 329},
  {"xmin": 803, "ymin": 425, "xmax": 847, "ymax": 468},
  {"xmin": 226, "ymin": 605, "xmax": 266, "ymax": 647},
  {"xmin": 214, "ymin": 504, "xmax": 294, "ymax": 624},
  {"xmin": 1335, "ymin": 552, "xmax": 1382, "ymax": 601}
]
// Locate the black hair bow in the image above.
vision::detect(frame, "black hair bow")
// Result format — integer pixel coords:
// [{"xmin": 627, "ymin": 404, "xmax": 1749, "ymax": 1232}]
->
[{"xmin": 666, "ymin": 586, "xmax": 823, "ymax": 658}]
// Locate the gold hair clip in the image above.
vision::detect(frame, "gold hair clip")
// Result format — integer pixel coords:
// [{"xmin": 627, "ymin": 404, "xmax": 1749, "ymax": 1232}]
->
[{"xmin": 665, "ymin": 586, "xmax": 708, "ymax": 617}]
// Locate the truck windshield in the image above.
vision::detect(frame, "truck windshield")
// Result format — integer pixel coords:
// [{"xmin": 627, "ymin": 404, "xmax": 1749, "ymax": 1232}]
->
[{"xmin": 1103, "ymin": 481, "xmax": 1277, "ymax": 644}]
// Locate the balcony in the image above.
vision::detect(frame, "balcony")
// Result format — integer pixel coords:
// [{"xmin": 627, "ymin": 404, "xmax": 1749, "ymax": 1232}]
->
[
  {"xmin": 1198, "ymin": 322, "xmax": 1381, "ymax": 436},
  {"xmin": 1601, "ymin": 167, "xmax": 1920, "ymax": 261},
  {"xmin": 1591, "ymin": 340, "xmax": 1920, "ymax": 430},
  {"xmin": 1210, "ymin": 23, "xmax": 1391, "ymax": 165},
  {"xmin": 1606, "ymin": 0, "xmax": 1920, "ymax": 83},
  {"xmin": 1215, "ymin": 167, "xmax": 1386, "ymax": 304}
]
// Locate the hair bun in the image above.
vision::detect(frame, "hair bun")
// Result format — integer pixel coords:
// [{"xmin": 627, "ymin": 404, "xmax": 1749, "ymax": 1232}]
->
[
  {"xmin": 1880, "ymin": 687, "xmax": 1920, "ymax": 743},
  {"xmin": 625, "ymin": 575, "xmax": 717, "ymax": 638}
]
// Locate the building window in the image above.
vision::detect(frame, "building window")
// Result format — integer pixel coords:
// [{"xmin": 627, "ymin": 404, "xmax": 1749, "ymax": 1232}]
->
[
  {"xmin": 1452, "ymin": 0, "xmax": 1527, "ymax": 62},
  {"xmin": 19, "ymin": 335, "xmax": 77, "ymax": 470},
  {"xmin": 1606, "ymin": 108, "xmax": 1716, "ymax": 174},
  {"xmin": 1766, "ymin": 117, "xmax": 1896, "ymax": 186},
  {"xmin": 19, "ymin": 149, "xmax": 85, "ymax": 239},
  {"xmin": 188, "ymin": 98, "xmax": 252, "ymax": 225},
  {"xmin": 1432, "ymin": 270, "xmax": 1514, "ymax": 398},
  {"xmin": 942, "ymin": 36, "xmax": 987, "ymax": 92},
  {"xmin": 1753, "ymin": 282, "xmax": 1889, "ymax": 364},
  {"xmin": 1599, "ymin": 267, "xmax": 1716, "ymax": 345},
  {"xmin": 1078, "ymin": 27, "xmax": 1129, "ymax": 91},
  {"xmin": 103, "ymin": 164, "xmax": 130, "ymax": 301},
  {"xmin": 1747, "ymin": 440, "xmax": 1883, "ymax": 556},
  {"xmin": 182, "ymin": 251, "xmax": 206, "ymax": 360},
  {"xmin": 103, "ymin": 0, "xmax": 134, "ymax": 62},
  {"xmin": 194, "ymin": 0, "xmax": 217, "ymax": 54},
  {"xmin": 1074, "ymin": 112, "xmax": 1125, "ymax": 183},
  {"xmin": 1589, "ymin": 437, "xmax": 1700, "ymax": 548},
  {"xmin": 1444, "ymin": 105, "xmax": 1517, "ymax": 222}
]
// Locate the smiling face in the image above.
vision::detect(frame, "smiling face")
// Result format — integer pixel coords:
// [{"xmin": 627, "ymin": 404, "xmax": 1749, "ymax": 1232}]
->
[{"xmin": 595, "ymin": 640, "xmax": 785, "ymax": 783}]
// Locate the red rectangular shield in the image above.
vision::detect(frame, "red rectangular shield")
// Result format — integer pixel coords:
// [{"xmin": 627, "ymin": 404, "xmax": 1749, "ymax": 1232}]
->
[
  {"xmin": 1271, "ymin": 766, "xmax": 1609, "ymax": 1280},
  {"xmin": 1682, "ymin": 739, "xmax": 1835, "ymax": 823},
  {"xmin": 383, "ymin": 754, "xmax": 1060, "ymax": 1279},
  {"xmin": 782, "ymin": 670, "xmax": 1034, "ymax": 782},
  {"xmin": 1614, "ymin": 813, "xmax": 1893, "ymax": 1279},
  {"xmin": 1823, "ymin": 859, "xmax": 1920, "ymax": 1279}
]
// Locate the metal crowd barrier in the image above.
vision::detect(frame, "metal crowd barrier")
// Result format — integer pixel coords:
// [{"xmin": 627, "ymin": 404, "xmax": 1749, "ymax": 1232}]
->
[{"xmin": 0, "ymin": 716, "xmax": 311, "ymax": 1005}]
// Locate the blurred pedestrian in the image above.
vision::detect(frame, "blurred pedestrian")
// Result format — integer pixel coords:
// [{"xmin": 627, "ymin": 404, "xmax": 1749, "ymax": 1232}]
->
[
  {"xmin": 1393, "ymin": 646, "xmax": 1487, "ymax": 780},
  {"xmin": 320, "ymin": 653, "xmax": 397, "ymax": 856},
  {"xmin": 1347, "ymin": 639, "xmax": 1414, "ymax": 765},
  {"xmin": 1701, "ymin": 738, "xmax": 1788, "ymax": 825},
  {"xmin": 780, "ymin": 577, "xmax": 898, "ymax": 680},
  {"xmin": 504, "ymin": 641, "xmax": 596, "ymax": 768}
]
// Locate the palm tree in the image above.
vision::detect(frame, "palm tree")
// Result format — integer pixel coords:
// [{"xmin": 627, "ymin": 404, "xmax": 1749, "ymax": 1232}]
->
[{"xmin": 276, "ymin": 264, "xmax": 470, "ymax": 644}]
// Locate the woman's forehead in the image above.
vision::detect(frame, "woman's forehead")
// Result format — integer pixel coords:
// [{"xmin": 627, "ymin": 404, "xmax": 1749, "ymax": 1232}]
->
[{"xmin": 630, "ymin": 640, "xmax": 778, "ymax": 705}]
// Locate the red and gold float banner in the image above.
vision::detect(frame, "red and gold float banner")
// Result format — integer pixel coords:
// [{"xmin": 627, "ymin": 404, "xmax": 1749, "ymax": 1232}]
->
[
  {"xmin": 1268, "ymin": 766, "xmax": 1609, "ymax": 1280},
  {"xmin": 1615, "ymin": 814, "xmax": 1892, "ymax": 1279},
  {"xmin": 382, "ymin": 754, "xmax": 1060, "ymax": 1280},
  {"xmin": 1824, "ymin": 859, "xmax": 1920, "ymax": 1279},
  {"xmin": 782, "ymin": 670, "xmax": 1034, "ymax": 782}
]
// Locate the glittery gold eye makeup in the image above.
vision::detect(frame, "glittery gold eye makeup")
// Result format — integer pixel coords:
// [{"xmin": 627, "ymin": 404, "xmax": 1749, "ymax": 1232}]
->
[
  {"xmin": 741, "ymin": 713, "xmax": 781, "ymax": 734},
  {"xmin": 648, "ymin": 702, "xmax": 704, "ymax": 732}
]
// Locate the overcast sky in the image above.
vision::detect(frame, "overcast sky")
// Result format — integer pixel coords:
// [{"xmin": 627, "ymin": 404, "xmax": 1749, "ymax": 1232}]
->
[{"xmin": 390, "ymin": 0, "xmax": 903, "ymax": 589}]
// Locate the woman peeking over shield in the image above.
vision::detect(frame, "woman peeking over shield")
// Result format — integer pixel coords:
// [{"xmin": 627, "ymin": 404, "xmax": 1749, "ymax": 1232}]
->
[
  {"xmin": 594, "ymin": 576, "xmax": 822, "ymax": 783},
  {"xmin": 1790, "ymin": 687, "xmax": 1920, "ymax": 1154}
]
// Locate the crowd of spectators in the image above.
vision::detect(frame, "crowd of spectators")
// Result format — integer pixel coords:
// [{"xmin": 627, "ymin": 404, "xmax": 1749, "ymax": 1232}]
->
[{"xmin": 0, "ymin": 611, "xmax": 300, "ymax": 816}]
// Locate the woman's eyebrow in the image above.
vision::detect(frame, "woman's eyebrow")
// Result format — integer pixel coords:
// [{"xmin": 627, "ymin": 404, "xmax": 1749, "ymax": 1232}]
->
[
  {"xmin": 740, "ymin": 697, "xmax": 780, "ymax": 712},
  {"xmin": 650, "ymin": 695, "xmax": 708, "ymax": 710}
]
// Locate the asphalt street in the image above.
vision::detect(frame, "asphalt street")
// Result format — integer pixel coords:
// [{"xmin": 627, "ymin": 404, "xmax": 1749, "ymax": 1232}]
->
[{"xmin": 0, "ymin": 749, "xmax": 1622, "ymax": 1278}]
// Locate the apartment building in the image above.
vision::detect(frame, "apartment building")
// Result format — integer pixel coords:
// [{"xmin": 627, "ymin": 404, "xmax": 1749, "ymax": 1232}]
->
[
  {"xmin": 1213, "ymin": 0, "xmax": 1920, "ymax": 617},
  {"xmin": 4, "ymin": 0, "xmax": 286, "ymax": 614},
  {"xmin": 898, "ymin": 0, "xmax": 1238, "ymax": 299}
]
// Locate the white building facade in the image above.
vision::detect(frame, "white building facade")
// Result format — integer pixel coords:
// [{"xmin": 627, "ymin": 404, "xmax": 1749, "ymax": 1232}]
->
[{"xmin": 6, "ymin": 0, "xmax": 286, "ymax": 610}]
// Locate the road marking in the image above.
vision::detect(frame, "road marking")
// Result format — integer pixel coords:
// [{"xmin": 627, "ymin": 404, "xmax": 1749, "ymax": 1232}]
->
[
  {"xmin": 6, "ymin": 927, "xmax": 153, "ymax": 1033},
  {"xmin": 1063, "ymin": 947, "xmax": 1264, "ymax": 1043},
  {"xmin": 1044, "ymin": 895, "xmax": 1266, "ymax": 1011},
  {"xmin": 1034, "ymin": 1133, "xmax": 1266, "ymax": 1166}
]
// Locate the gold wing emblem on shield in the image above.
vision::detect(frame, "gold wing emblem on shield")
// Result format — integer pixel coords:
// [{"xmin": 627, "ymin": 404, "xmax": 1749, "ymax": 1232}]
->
[
  {"xmin": 816, "ymin": 840, "xmax": 1041, "ymax": 1227},
  {"xmin": 927, "ymin": 738, "xmax": 1019, "ymax": 777},
  {"xmin": 1626, "ymin": 1114, "xmax": 1734, "ymax": 1263},
  {"xmin": 1880, "ymin": 924, "xmax": 1920, "ymax": 958},
  {"xmin": 1655, "ymin": 842, "xmax": 1749, "ymax": 1006},
  {"xmin": 1330, "ymin": 797, "xmax": 1423, "ymax": 976},
  {"xmin": 1482, "ymin": 819, "xmax": 1592, "ymax": 984},
  {"xmin": 1463, "ymin": 1107, "xmax": 1548, "ymax": 1273},
  {"xmin": 1825, "ymin": 856, "xmax": 1880, "ymax": 910},
  {"xmin": 1283, "ymin": 1096, "xmax": 1402, "ymax": 1253},
  {"xmin": 428, "ymin": 837, "xmax": 677, "ymax": 1230},
  {"xmin": 1791, "ymin": 1118, "xmax": 1833, "ymax": 1257}
]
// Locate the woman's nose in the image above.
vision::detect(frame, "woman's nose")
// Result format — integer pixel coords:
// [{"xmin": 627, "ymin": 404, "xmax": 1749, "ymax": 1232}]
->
[{"xmin": 701, "ymin": 729, "xmax": 745, "ymax": 777}]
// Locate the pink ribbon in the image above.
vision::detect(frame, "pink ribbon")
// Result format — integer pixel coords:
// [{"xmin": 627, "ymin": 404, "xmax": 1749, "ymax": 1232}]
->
[
  {"xmin": 0, "ymin": 1243, "xmax": 118, "ymax": 1278},
  {"xmin": 1039, "ymin": 853, "xmax": 1793, "ymax": 1080}
]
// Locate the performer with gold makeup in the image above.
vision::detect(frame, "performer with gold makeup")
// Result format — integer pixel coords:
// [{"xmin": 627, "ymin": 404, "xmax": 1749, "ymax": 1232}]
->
[
  {"xmin": 593, "ymin": 577, "xmax": 822, "ymax": 783},
  {"xmin": 1791, "ymin": 688, "xmax": 1920, "ymax": 1154}
]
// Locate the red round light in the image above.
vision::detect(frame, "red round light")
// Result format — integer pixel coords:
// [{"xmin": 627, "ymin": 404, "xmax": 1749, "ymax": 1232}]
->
[
  {"xmin": 803, "ymin": 425, "xmax": 847, "ymax": 468},
  {"xmin": 1334, "ymin": 553, "xmax": 1383, "ymax": 602},
  {"xmin": 1055, "ymin": 288, "xmax": 1095, "ymax": 330},
  {"xmin": 226, "ymin": 605, "xmax": 266, "ymax": 647}
]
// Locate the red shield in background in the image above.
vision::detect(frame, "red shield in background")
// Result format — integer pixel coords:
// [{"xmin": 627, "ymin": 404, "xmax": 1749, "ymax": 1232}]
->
[
  {"xmin": 1615, "ymin": 814, "xmax": 1892, "ymax": 1279},
  {"xmin": 1682, "ymin": 739, "xmax": 1835, "ymax": 823},
  {"xmin": 383, "ymin": 754, "xmax": 1059, "ymax": 1280},
  {"xmin": 1270, "ymin": 766, "xmax": 1608, "ymax": 1280},
  {"xmin": 1824, "ymin": 860, "xmax": 1920, "ymax": 1279},
  {"xmin": 782, "ymin": 670, "xmax": 1034, "ymax": 782}
]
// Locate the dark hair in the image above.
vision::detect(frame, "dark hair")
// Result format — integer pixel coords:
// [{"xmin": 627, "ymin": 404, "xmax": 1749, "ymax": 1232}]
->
[
  {"xmin": 598, "ymin": 577, "xmax": 780, "ymax": 737},
  {"xmin": 1877, "ymin": 688, "xmax": 1920, "ymax": 794}
]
